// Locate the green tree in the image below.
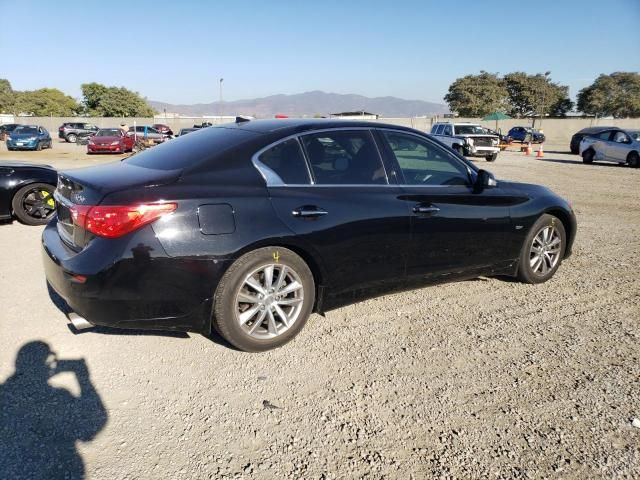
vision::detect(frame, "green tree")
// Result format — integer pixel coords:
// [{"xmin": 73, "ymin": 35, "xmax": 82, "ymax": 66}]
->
[
  {"xmin": 577, "ymin": 72, "xmax": 640, "ymax": 118},
  {"xmin": 444, "ymin": 71, "xmax": 509, "ymax": 116},
  {"xmin": 0, "ymin": 79, "xmax": 15, "ymax": 113},
  {"xmin": 503, "ymin": 72, "xmax": 573, "ymax": 118},
  {"xmin": 12, "ymin": 88, "xmax": 79, "ymax": 116},
  {"xmin": 80, "ymin": 83, "xmax": 155, "ymax": 116}
]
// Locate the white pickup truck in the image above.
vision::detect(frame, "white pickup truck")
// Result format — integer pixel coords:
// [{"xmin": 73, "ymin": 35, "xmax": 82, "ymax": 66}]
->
[{"xmin": 430, "ymin": 122, "xmax": 500, "ymax": 162}]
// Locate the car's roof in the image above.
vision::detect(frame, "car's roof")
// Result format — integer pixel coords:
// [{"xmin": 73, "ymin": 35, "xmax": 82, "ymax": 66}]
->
[
  {"xmin": 219, "ymin": 118, "xmax": 421, "ymax": 136},
  {"xmin": 0, "ymin": 161, "xmax": 54, "ymax": 169},
  {"xmin": 576, "ymin": 126, "xmax": 621, "ymax": 134}
]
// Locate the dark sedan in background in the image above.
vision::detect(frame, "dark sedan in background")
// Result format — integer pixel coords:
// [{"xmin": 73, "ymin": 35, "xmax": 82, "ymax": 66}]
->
[
  {"xmin": 43, "ymin": 119, "xmax": 576, "ymax": 352},
  {"xmin": 508, "ymin": 126, "xmax": 546, "ymax": 143},
  {"xmin": 1, "ymin": 162, "xmax": 57, "ymax": 225},
  {"xmin": 6, "ymin": 125, "xmax": 53, "ymax": 151}
]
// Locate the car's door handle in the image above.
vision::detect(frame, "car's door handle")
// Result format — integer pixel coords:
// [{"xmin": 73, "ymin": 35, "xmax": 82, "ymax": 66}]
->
[
  {"xmin": 412, "ymin": 205, "xmax": 440, "ymax": 215},
  {"xmin": 292, "ymin": 206, "xmax": 328, "ymax": 218}
]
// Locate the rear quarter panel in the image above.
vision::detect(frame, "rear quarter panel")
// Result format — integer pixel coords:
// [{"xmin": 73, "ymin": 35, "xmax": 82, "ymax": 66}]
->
[{"xmin": 0, "ymin": 166, "xmax": 57, "ymax": 218}]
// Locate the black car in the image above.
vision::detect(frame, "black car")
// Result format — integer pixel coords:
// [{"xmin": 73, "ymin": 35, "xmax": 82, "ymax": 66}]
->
[
  {"xmin": 0, "ymin": 123, "xmax": 21, "ymax": 139},
  {"xmin": 570, "ymin": 126, "xmax": 621, "ymax": 154},
  {"xmin": 1, "ymin": 162, "xmax": 57, "ymax": 225},
  {"xmin": 58, "ymin": 122, "xmax": 99, "ymax": 143},
  {"xmin": 42, "ymin": 119, "xmax": 576, "ymax": 352}
]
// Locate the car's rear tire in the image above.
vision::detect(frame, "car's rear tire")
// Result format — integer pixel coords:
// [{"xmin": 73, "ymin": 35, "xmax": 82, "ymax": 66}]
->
[
  {"xmin": 212, "ymin": 247, "xmax": 315, "ymax": 352},
  {"xmin": 486, "ymin": 153, "xmax": 498, "ymax": 162},
  {"xmin": 11, "ymin": 183, "xmax": 56, "ymax": 226},
  {"xmin": 582, "ymin": 148, "xmax": 595, "ymax": 164},
  {"xmin": 517, "ymin": 214, "xmax": 566, "ymax": 284},
  {"xmin": 66, "ymin": 133, "xmax": 77, "ymax": 143},
  {"xmin": 454, "ymin": 145, "xmax": 465, "ymax": 156},
  {"xmin": 627, "ymin": 151, "xmax": 639, "ymax": 168}
]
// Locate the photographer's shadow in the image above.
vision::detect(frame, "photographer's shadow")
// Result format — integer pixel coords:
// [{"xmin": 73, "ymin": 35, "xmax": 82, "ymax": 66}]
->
[{"xmin": 0, "ymin": 341, "xmax": 107, "ymax": 480}]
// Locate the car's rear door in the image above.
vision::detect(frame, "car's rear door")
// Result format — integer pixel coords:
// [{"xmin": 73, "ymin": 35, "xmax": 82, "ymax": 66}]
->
[
  {"xmin": 257, "ymin": 129, "xmax": 410, "ymax": 304},
  {"xmin": 376, "ymin": 128, "xmax": 520, "ymax": 282}
]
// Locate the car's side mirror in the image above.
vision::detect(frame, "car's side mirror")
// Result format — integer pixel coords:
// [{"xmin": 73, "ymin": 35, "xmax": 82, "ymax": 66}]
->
[{"xmin": 475, "ymin": 169, "xmax": 497, "ymax": 191}]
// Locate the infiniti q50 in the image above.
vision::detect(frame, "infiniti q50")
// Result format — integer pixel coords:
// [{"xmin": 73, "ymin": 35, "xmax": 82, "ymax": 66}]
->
[{"xmin": 42, "ymin": 119, "xmax": 576, "ymax": 352}]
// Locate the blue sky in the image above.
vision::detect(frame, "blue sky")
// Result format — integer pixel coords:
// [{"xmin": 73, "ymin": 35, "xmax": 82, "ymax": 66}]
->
[{"xmin": 2, "ymin": 0, "xmax": 638, "ymax": 105}]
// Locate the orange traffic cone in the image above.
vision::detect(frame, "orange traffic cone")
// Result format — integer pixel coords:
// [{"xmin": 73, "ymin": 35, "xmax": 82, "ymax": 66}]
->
[
  {"xmin": 525, "ymin": 142, "xmax": 532, "ymax": 155},
  {"xmin": 536, "ymin": 144, "xmax": 544, "ymax": 158}
]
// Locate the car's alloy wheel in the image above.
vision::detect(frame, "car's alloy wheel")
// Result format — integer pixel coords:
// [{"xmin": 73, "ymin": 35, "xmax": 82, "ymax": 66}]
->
[
  {"xmin": 67, "ymin": 133, "xmax": 77, "ymax": 143},
  {"xmin": 235, "ymin": 264, "xmax": 305, "ymax": 339},
  {"xmin": 213, "ymin": 247, "xmax": 315, "ymax": 352},
  {"xmin": 11, "ymin": 183, "xmax": 56, "ymax": 225},
  {"xmin": 517, "ymin": 214, "xmax": 566, "ymax": 284}
]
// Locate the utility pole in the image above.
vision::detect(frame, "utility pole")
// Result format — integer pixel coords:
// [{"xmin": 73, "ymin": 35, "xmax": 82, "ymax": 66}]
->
[
  {"xmin": 540, "ymin": 71, "xmax": 551, "ymax": 130},
  {"xmin": 219, "ymin": 78, "xmax": 224, "ymax": 121}
]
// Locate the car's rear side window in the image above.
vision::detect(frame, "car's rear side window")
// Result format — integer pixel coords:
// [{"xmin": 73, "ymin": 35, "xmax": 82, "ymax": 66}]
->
[
  {"xmin": 301, "ymin": 130, "xmax": 386, "ymax": 185},
  {"xmin": 257, "ymin": 138, "xmax": 310, "ymax": 184},
  {"xmin": 125, "ymin": 127, "xmax": 260, "ymax": 171}
]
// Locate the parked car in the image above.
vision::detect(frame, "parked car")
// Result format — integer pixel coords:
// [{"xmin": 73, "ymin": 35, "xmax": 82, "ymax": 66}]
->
[
  {"xmin": 0, "ymin": 123, "xmax": 21, "ymax": 140},
  {"xmin": 58, "ymin": 122, "xmax": 99, "ymax": 143},
  {"xmin": 430, "ymin": 122, "xmax": 500, "ymax": 161},
  {"xmin": 42, "ymin": 119, "xmax": 576, "ymax": 352},
  {"xmin": 1, "ymin": 161, "xmax": 57, "ymax": 225},
  {"xmin": 127, "ymin": 126, "xmax": 169, "ymax": 143},
  {"xmin": 176, "ymin": 128, "xmax": 198, "ymax": 137},
  {"xmin": 87, "ymin": 128, "xmax": 135, "ymax": 154},
  {"xmin": 6, "ymin": 125, "xmax": 52, "ymax": 151},
  {"xmin": 570, "ymin": 126, "xmax": 621, "ymax": 154},
  {"xmin": 152, "ymin": 124, "xmax": 174, "ymax": 136},
  {"xmin": 579, "ymin": 128, "xmax": 640, "ymax": 167},
  {"xmin": 507, "ymin": 126, "xmax": 545, "ymax": 143}
]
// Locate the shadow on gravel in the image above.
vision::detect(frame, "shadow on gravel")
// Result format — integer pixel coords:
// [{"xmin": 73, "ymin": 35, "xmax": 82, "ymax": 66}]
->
[
  {"xmin": 539, "ymin": 157, "xmax": 626, "ymax": 168},
  {"xmin": 0, "ymin": 341, "xmax": 107, "ymax": 480}
]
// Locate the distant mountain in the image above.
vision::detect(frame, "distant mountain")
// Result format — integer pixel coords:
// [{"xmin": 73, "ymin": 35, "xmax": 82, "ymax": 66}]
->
[{"xmin": 148, "ymin": 90, "xmax": 448, "ymax": 118}]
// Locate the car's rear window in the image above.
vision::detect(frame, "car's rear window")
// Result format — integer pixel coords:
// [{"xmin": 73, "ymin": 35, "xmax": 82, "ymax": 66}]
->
[{"xmin": 124, "ymin": 126, "xmax": 260, "ymax": 171}]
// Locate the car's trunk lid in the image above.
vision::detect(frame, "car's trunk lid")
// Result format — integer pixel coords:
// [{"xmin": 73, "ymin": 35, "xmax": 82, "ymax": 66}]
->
[{"xmin": 55, "ymin": 161, "xmax": 181, "ymax": 250}]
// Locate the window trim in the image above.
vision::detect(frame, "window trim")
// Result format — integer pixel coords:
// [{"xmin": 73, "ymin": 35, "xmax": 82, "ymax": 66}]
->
[{"xmin": 376, "ymin": 127, "xmax": 476, "ymax": 188}]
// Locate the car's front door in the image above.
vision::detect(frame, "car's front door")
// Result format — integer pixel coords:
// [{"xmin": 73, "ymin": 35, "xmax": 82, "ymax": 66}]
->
[
  {"xmin": 377, "ymin": 129, "xmax": 520, "ymax": 283},
  {"xmin": 606, "ymin": 131, "xmax": 632, "ymax": 162},
  {"xmin": 256, "ymin": 130, "xmax": 410, "ymax": 306}
]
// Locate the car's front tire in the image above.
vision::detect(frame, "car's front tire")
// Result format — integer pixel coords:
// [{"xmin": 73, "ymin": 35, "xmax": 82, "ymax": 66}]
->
[
  {"xmin": 486, "ymin": 153, "xmax": 498, "ymax": 162},
  {"xmin": 627, "ymin": 151, "xmax": 639, "ymax": 168},
  {"xmin": 517, "ymin": 214, "xmax": 566, "ymax": 284},
  {"xmin": 213, "ymin": 247, "xmax": 315, "ymax": 352},
  {"xmin": 582, "ymin": 148, "xmax": 595, "ymax": 164}
]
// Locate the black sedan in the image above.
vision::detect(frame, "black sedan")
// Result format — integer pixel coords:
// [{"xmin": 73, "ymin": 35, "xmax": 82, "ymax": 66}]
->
[
  {"xmin": 42, "ymin": 119, "xmax": 576, "ymax": 351},
  {"xmin": 1, "ymin": 162, "xmax": 57, "ymax": 225}
]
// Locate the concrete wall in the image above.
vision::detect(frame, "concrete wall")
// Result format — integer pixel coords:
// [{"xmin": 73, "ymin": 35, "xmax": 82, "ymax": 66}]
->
[{"xmin": 7, "ymin": 116, "xmax": 640, "ymax": 146}]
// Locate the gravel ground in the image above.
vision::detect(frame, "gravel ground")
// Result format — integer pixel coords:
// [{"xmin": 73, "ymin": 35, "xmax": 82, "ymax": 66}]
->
[{"xmin": 1, "ymin": 140, "xmax": 639, "ymax": 479}]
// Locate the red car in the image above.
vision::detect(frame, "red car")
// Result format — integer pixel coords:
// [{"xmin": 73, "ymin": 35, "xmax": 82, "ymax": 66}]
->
[
  {"xmin": 152, "ymin": 123, "xmax": 174, "ymax": 136},
  {"xmin": 87, "ymin": 128, "xmax": 135, "ymax": 154}
]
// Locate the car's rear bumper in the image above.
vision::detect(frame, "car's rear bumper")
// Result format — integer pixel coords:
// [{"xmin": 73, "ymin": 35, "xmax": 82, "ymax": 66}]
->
[{"xmin": 42, "ymin": 219, "xmax": 232, "ymax": 334}]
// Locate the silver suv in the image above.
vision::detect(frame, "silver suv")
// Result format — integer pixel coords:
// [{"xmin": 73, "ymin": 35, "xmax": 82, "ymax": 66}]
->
[
  {"xmin": 431, "ymin": 122, "xmax": 500, "ymax": 162},
  {"xmin": 579, "ymin": 128, "xmax": 640, "ymax": 168}
]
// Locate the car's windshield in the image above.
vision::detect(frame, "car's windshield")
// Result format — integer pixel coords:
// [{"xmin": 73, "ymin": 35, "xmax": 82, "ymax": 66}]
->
[
  {"xmin": 14, "ymin": 126, "xmax": 38, "ymax": 134},
  {"xmin": 96, "ymin": 129, "xmax": 121, "ymax": 137},
  {"xmin": 456, "ymin": 125, "xmax": 486, "ymax": 135}
]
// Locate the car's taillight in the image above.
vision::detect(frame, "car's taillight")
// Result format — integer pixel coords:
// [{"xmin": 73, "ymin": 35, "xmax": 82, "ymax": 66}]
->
[{"xmin": 70, "ymin": 203, "xmax": 177, "ymax": 238}]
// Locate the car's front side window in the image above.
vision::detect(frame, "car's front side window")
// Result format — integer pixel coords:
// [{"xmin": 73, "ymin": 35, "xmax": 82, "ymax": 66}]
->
[
  {"xmin": 301, "ymin": 130, "xmax": 386, "ymax": 185},
  {"xmin": 256, "ymin": 138, "xmax": 310, "ymax": 185},
  {"xmin": 613, "ymin": 132, "xmax": 630, "ymax": 143},
  {"xmin": 382, "ymin": 131, "xmax": 470, "ymax": 187}
]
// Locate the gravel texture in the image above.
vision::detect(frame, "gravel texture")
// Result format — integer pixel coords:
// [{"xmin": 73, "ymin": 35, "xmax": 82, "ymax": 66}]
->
[{"xmin": 0, "ymin": 142, "xmax": 639, "ymax": 479}]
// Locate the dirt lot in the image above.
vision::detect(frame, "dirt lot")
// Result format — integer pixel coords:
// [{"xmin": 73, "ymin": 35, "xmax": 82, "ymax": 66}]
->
[{"xmin": 1, "ymin": 139, "xmax": 639, "ymax": 479}]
